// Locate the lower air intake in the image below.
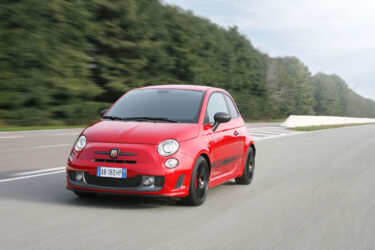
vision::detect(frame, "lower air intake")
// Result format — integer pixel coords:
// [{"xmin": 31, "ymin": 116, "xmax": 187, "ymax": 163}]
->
[{"xmin": 84, "ymin": 172, "xmax": 142, "ymax": 188}]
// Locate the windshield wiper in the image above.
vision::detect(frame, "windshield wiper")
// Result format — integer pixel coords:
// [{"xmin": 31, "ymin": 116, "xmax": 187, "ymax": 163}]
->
[
  {"xmin": 102, "ymin": 115, "xmax": 124, "ymax": 121},
  {"xmin": 123, "ymin": 116, "xmax": 178, "ymax": 123}
]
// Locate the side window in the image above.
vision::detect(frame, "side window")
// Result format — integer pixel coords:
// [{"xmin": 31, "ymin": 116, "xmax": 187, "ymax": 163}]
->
[
  {"xmin": 224, "ymin": 94, "xmax": 239, "ymax": 119},
  {"xmin": 205, "ymin": 92, "xmax": 229, "ymax": 124}
]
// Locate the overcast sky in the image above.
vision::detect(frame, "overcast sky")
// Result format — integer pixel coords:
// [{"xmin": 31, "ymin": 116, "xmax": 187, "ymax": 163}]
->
[{"xmin": 163, "ymin": 0, "xmax": 375, "ymax": 101}]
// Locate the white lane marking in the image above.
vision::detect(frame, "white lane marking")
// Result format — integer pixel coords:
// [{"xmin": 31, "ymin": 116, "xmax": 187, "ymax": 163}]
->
[
  {"xmin": 0, "ymin": 136, "xmax": 25, "ymax": 139},
  {"xmin": 247, "ymin": 126, "xmax": 304, "ymax": 142},
  {"xmin": 253, "ymin": 134, "xmax": 301, "ymax": 141},
  {"xmin": 33, "ymin": 144, "xmax": 71, "ymax": 149},
  {"xmin": 249, "ymin": 131, "xmax": 286, "ymax": 135},
  {"xmin": 247, "ymin": 126, "xmax": 287, "ymax": 130},
  {"xmin": 52, "ymin": 133, "xmax": 80, "ymax": 136},
  {"xmin": 12, "ymin": 167, "xmax": 66, "ymax": 176},
  {"xmin": 248, "ymin": 129, "xmax": 294, "ymax": 133},
  {"xmin": 0, "ymin": 128, "xmax": 83, "ymax": 134},
  {"xmin": 251, "ymin": 134, "xmax": 268, "ymax": 137},
  {"xmin": 0, "ymin": 170, "xmax": 66, "ymax": 183}
]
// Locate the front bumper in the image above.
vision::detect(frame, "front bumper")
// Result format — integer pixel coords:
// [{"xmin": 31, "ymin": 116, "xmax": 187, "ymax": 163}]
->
[
  {"xmin": 68, "ymin": 170, "xmax": 164, "ymax": 192},
  {"xmin": 66, "ymin": 169, "xmax": 189, "ymax": 197},
  {"xmin": 66, "ymin": 142, "xmax": 194, "ymax": 197}
]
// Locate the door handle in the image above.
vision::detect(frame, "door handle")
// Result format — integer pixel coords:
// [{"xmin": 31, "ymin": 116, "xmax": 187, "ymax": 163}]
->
[{"xmin": 233, "ymin": 131, "xmax": 239, "ymax": 136}]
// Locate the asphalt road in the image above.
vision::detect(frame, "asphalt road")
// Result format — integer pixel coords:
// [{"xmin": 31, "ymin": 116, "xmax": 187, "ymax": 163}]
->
[
  {"xmin": 0, "ymin": 124, "xmax": 374, "ymax": 249},
  {"xmin": 0, "ymin": 129, "xmax": 82, "ymax": 178}
]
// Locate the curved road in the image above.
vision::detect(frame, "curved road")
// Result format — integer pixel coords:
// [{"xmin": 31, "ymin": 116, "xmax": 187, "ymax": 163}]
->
[{"xmin": 0, "ymin": 124, "xmax": 374, "ymax": 249}]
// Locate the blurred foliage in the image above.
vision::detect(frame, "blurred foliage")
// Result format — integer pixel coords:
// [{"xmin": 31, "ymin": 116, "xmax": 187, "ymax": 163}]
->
[{"xmin": 1, "ymin": 0, "xmax": 375, "ymax": 126}]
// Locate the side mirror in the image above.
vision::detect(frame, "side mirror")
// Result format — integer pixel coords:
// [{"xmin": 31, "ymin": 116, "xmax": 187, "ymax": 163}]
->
[
  {"xmin": 212, "ymin": 112, "xmax": 231, "ymax": 131},
  {"xmin": 99, "ymin": 109, "xmax": 108, "ymax": 117}
]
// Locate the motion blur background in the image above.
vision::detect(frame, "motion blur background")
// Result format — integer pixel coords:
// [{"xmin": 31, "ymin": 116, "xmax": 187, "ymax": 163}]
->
[
  {"xmin": 1, "ymin": 0, "xmax": 375, "ymax": 127},
  {"xmin": 2, "ymin": 2, "xmax": 375, "ymax": 249}
]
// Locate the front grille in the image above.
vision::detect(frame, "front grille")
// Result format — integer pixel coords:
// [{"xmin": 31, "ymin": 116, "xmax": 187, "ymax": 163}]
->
[
  {"xmin": 83, "ymin": 172, "xmax": 142, "ymax": 188},
  {"xmin": 69, "ymin": 171, "xmax": 165, "ymax": 189},
  {"xmin": 154, "ymin": 176, "xmax": 165, "ymax": 187},
  {"xmin": 92, "ymin": 159, "xmax": 136, "ymax": 164}
]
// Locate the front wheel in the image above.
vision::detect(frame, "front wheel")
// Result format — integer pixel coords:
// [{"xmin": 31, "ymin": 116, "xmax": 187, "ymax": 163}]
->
[
  {"xmin": 235, "ymin": 147, "xmax": 255, "ymax": 185},
  {"xmin": 182, "ymin": 156, "xmax": 209, "ymax": 206}
]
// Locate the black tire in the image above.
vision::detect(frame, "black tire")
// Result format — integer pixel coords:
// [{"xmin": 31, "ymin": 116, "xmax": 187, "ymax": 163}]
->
[
  {"xmin": 182, "ymin": 156, "xmax": 209, "ymax": 206},
  {"xmin": 235, "ymin": 147, "xmax": 255, "ymax": 185},
  {"xmin": 73, "ymin": 191, "xmax": 98, "ymax": 198}
]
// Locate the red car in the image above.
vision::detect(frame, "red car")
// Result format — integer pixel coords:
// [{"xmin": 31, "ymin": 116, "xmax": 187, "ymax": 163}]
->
[{"xmin": 66, "ymin": 85, "xmax": 255, "ymax": 205}]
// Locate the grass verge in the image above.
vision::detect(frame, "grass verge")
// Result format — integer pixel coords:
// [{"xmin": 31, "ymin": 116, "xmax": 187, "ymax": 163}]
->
[
  {"xmin": 290, "ymin": 123, "xmax": 375, "ymax": 131},
  {"xmin": 0, "ymin": 125, "xmax": 84, "ymax": 132}
]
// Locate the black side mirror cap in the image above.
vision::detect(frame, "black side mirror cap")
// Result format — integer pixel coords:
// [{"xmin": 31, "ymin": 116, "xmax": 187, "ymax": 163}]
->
[
  {"xmin": 212, "ymin": 112, "xmax": 231, "ymax": 131},
  {"xmin": 99, "ymin": 109, "xmax": 108, "ymax": 117}
]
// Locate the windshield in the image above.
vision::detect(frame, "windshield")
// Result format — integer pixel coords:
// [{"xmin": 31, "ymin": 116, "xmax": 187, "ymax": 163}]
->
[{"xmin": 105, "ymin": 88, "xmax": 205, "ymax": 123}]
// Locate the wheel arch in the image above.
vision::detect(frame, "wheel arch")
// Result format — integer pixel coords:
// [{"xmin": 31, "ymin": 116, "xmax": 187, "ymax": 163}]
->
[
  {"xmin": 250, "ymin": 143, "xmax": 256, "ymax": 156},
  {"xmin": 198, "ymin": 153, "xmax": 211, "ymax": 177}
]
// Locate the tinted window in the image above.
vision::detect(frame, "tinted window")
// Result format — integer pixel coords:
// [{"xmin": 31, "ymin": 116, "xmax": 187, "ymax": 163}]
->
[
  {"xmin": 106, "ymin": 89, "xmax": 204, "ymax": 123},
  {"xmin": 205, "ymin": 92, "xmax": 229, "ymax": 124},
  {"xmin": 224, "ymin": 94, "xmax": 239, "ymax": 118}
]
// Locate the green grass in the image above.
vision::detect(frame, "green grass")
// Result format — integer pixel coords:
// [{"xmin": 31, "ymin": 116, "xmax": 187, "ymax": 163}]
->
[
  {"xmin": 0, "ymin": 125, "xmax": 85, "ymax": 132},
  {"xmin": 291, "ymin": 123, "xmax": 375, "ymax": 131}
]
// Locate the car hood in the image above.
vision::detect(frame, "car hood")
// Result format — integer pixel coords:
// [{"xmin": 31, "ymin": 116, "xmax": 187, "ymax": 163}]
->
[{"xmin": 83, "ymin": 121, "xmax": 199, "ymax": 144}]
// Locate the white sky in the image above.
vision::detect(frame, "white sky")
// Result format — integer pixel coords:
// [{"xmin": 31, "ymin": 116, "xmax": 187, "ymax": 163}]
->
[{"xmin": 163, "ymin": 0, "xmax": 375, "ymax": 100}]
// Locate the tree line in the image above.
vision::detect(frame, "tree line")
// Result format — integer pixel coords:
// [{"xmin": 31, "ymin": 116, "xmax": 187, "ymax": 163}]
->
[{"xmin": 1, "ymin": 0, "xmax": 375, "ymax": 126}]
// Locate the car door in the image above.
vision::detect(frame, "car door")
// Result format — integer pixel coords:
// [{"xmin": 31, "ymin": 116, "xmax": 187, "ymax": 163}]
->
[
  {"xmin": 205, "ymin": 92, "xmax": 240, "ymax": 180},
  {"xmin": 223, "ymin": 93, "xmax": 246, "ymax": 170}
]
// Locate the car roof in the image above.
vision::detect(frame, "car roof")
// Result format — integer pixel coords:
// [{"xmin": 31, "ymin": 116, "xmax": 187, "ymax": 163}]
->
[{"xmin": 139, "ymin": 84, "xmax": 212, "ymax": 92}]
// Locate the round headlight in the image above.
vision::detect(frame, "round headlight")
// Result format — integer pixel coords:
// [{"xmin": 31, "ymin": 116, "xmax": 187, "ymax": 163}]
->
[
  {"xmin": 74, "ymin": 135, "xmax": 86, "ymax": 152},
  {"xmin": 165, "ymin": 158, "xmax": 179, "ymax": 168},
  {"xmin": 157, "ymin": 139, "xmax": 179, "ymax": 156}
]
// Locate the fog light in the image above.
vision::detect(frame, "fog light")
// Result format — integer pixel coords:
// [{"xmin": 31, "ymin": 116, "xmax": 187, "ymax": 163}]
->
[
  {"xmin": 75, "ymin": 171, "xmax": 83, "ymax": 181},
  {"xmin": 142, "ymin": 176, "xmax": 154, "ymax": 186},
  {"xmin": 165, "ymin": 158, "xmax": 179, "ymax": 168}
]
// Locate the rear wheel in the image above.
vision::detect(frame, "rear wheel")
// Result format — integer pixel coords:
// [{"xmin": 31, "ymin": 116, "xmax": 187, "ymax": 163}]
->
[
  {"xmin": 235, "ymin": 147, "xmax": 255, "ymax": 185},
  {"xmin": 73, "ymin": 191, "xmax": 98, "ymax": 198},
  {"xmin": 182, "ymin": 156, "xmax": 209, "ymax": 206}
]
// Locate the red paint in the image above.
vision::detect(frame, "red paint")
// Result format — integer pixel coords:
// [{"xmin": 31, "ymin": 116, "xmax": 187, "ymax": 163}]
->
[{"xmin": 66, "ymin": 85, "xmax": 255, "ymax": 197}]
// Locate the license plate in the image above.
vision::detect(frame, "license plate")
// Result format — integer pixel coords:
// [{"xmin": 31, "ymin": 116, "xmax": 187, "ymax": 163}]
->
[{"xmin": 96, "ymin": 167, "xmax": 127, "ymax": 178}]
